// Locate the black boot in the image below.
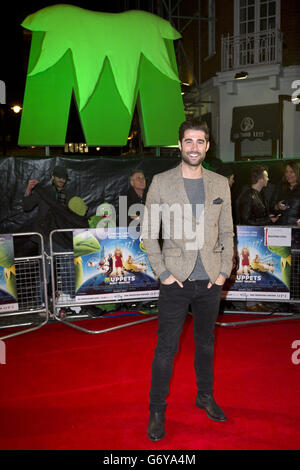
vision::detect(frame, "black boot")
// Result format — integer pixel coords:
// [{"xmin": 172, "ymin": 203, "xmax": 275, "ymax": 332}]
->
[
  {"xmin": 147, "ymin": 411, "xmax": 166, "ymax": 441},
  {"xmin": 196, "ymin": 393, "xmax": 227, "ymax": 422}
]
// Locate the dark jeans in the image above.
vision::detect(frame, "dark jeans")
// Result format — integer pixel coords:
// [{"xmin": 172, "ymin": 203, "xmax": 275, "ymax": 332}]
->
[{"xmin": 149, "ymin": 279, "xmax": 222, "ymax": 412}]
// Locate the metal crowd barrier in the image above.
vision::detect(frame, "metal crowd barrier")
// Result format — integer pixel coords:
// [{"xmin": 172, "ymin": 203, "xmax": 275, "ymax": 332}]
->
[
  {"xmin": 0, "ymin": 233, "xmax": 49, "ymax": 340},
  {"xmin": 49, "ymin": 229, "xmax": 158, "ymax": 334},
  {"xmin": 1, "ymin": 227, "xmax": 299, "ymax": 339},
  {"xmin": 216, "ymin": 226, "xmax": 300, "ymax": 327}
]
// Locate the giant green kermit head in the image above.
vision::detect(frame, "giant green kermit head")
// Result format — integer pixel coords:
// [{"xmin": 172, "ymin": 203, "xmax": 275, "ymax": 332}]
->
[{"xmin": 22, "ymin": 5, "xmax": 181, "ymax": 115}]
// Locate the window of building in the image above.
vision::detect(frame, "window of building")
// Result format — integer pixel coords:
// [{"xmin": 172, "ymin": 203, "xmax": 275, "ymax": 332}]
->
[
  {"xmin": 235, "ymin": 138, "xmax": 277, "ymax": 160},
  {"xmin": 241, "ymin": 138, "xmax": 272, "ymax": 156},
  {"xmin": 236, "ymin": 0, "xmax": 280, "ymax": 35},
  {"xmin": 233, "ymin": 0, "xmax": 280, "ymax": 67}
]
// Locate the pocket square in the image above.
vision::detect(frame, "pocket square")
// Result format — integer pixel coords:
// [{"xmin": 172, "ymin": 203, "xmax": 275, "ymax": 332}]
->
[{"xmin": 213, "ymin": 197, "xmax": 223, "ymax": 204}]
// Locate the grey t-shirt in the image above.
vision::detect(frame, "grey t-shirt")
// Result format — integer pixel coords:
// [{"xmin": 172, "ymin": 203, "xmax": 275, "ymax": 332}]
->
[
  {"xmin": 183, "ymin": 178, "xmax": 208, "ymax": 280},
  {"xmin": 160, "ymin": 177, "xmax": 209, "ymax": 281}
]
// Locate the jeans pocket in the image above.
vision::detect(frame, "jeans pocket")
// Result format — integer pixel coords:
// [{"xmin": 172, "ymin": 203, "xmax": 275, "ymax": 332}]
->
[
  {"xmin": 214, "ymin": 283, "xmax": 223, "ymax": 288},
  {"xmin": 161, "ymin": 281, "xmax": 177, "ymax": 288}
]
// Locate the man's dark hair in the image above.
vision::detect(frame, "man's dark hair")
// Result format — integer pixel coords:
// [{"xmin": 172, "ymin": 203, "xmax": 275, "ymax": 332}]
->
[
  {"xmin": 179, "ymin": 119, "xmax": 210, "ymax": 143},
  {"xmin": 129, "ymin": 169, "xmax": 145, "ymax": 183},
  {"xmin": 52, "ymin": 165, "xmax": 68, "ymax": 180},
  {"xmin": 251, "ymin": 164, "xmax": 268, "ymax": 185},
  {"xmin": 130, "ymin": 169, "xmax": 145, "ymax": 178}
]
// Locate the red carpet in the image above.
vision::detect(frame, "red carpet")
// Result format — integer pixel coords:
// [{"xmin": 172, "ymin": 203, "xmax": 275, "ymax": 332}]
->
[{"xmin": 0, "ymin": 313, "xmax": 299, "ymax": 450}]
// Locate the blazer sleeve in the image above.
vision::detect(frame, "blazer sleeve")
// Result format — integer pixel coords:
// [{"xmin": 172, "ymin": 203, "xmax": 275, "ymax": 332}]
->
[
  {"xmin": 240, "ymin": 191, "xmax": 270, "ymax": 226},
  {"xmin": 141, "ymin": 175, "xmax": 166, "ymax": 279},
  {"xmin": 218, "ymin": 181, "xmax": 234, "ymax": 277}
]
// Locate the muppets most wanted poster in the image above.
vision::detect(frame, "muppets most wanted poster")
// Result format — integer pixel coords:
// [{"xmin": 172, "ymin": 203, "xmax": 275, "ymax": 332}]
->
[
  {"xmin": 0, "ymin": 234, "xmax": 18, "ymax": 312},
  {"xmin": 73, "ymin": 228, "xmax": 159, "ymax": 303},
  {"xmin": 224, "ymin": 225, "xmax": 292, "ymax": 301}
]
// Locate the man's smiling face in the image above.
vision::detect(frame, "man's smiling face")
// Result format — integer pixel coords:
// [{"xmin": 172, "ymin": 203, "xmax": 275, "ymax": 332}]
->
[{"xmin": 178, "ymin": 128, "xmax": 210, "ymax": 168}]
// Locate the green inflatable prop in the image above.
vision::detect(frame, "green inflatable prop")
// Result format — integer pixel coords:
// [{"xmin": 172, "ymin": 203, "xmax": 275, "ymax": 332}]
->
[{"xmin": 19, "ymin": 5, "xmax": 185, "ymax": 146}]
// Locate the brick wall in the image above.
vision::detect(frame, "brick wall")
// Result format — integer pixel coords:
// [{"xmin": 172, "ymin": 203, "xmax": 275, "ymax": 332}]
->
[
  {"xmin": 201, "ymin": 0, "xmax": 234, "ymax": 83},
  {"xmin": 281, "ymin": 0, "xmax": 300, "ymax": 66},
  {"xmin": 179, "ymin": 0, "xmax": 300, "ymax": 85}
]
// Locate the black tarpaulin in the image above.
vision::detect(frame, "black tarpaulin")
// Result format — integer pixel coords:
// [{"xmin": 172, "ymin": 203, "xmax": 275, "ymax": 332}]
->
[
  {"xmin": 2, "ymin": 154, "xmax": 298, "ymax": 239},
  {"xmin": 0, "ymin": 155, "xmax": 181, "ymax": 235}
]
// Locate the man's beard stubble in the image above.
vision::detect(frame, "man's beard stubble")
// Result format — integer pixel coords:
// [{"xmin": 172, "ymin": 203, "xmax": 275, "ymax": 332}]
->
[{"xmin": 181, "ymin": 152, "xmax": 206, "ymax": 167}]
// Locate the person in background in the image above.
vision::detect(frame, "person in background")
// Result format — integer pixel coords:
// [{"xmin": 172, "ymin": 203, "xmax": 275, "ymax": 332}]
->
[
  {"xmin": 217, "ymin": 164, "xmax": 235, "ymax": 189},
  {"xmin": 216, "ymin": 165, "xmax": 238, "ymax": 223},
  {"xmin": 275, "ymin": 162, "xmax": 300, "ymax": 227},
  {"xmin": 238, "ymin": 165, "xmax": 279, "ymax": 226},
  {"xmin": 22, "ymin": 165, "xmax": 76, "ymax": 251},
  {"xmin": 237, "ymin": 165, "xmax": 280, "ymax": 313},
  {"xmin": 123, "ymin": 170, "xmax": 147, "ymax": 226},
  {"xmin": 22, "ymin": 166, "xmax": 85, "ymax": 298},
  {"xmin": 274, "ymin": 162, "xmax": 300, "ymax": 305}
]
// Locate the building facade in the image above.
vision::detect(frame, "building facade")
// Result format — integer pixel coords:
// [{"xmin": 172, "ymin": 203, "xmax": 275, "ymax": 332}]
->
[{"xmin": 179, "ymin": 0, "xmax": 300, "ymax": 161}]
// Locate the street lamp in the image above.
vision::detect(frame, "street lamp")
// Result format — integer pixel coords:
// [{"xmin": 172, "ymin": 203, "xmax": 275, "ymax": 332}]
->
[
  {"xmin": 11, "ymin": 105, "xmax": 22, "ymax": 114},
  {"xmin": 234, "ymin": 71, "xmax": 248, "ymax": 80}
]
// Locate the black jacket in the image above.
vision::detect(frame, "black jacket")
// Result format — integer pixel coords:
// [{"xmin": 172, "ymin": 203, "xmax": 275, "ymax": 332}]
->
[
  {"xmin": 278, "ymin": 184, "xmax": 300, "ymax": 225},
  {"xmin": 239, "ymin": 188, "xmax": 272, "ymax": 226},
  {"xmin": 22, "ymin": 182, "xmax": 87, "ymax": 247},
  {"xmin": 121, "ymin": 186, "xmax": 147, "ymax": 226}
]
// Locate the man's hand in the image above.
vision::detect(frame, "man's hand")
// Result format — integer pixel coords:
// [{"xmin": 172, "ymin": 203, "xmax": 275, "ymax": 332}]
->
[
  {"xmin": 207, "ymin": 273, "xmax": 226, "ymax": 289},
  {"xmin": 25, "ymin": 179, "xmax": 39, "ymax": 196},
  {"xmin": 277, "ymin": 200, "xmax": 288, "ymax": 211},
  {"xmin": 269, "ymin": 214, "xmax": 280, "ymax": 223},
  {"xmin": 161, "ymin": 274, "xmax": 183, "ymax": 288}
]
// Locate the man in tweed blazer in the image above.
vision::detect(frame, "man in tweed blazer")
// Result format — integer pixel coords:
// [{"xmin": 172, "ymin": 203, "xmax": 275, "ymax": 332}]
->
[{"xmin": 142, "ymin": 119, "xmax": 234, "ymax": 441}]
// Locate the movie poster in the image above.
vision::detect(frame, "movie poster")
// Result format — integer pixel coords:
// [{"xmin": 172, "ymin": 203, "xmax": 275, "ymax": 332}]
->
[
  {"xmin": 0, "ymin": 234, "xmax": 18, "ymax": 312},
  {"xmin": 224, "ymin": 225, "xmax": 291, "ymax": 300},
  {"xmin": 73, "ymin": 228, "xmax": 160, "ymax": 302}
]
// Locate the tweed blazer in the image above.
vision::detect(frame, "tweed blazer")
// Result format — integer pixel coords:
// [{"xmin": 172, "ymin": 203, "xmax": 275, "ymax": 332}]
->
[{"xmin": 141, "ymin": 164, "xmax": 234, "ymax": 283}]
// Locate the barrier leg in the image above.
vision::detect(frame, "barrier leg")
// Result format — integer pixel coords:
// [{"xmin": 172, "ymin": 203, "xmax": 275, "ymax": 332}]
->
[{"xmin": 0, "ymin": 233, "xmax": 49, "ymax": 340}]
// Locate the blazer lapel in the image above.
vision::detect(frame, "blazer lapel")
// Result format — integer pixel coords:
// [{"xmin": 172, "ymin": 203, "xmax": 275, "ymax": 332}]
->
[
  {"xmin": 202, "ymin": 167, "xmax": 214, "ymax": 212},
  {"xmin": 172, "ymin": 164, "xmax": 216, "ymax": 221},
  {"xmin": 172, "ymin": 164, "xmax": 190, "ymax": 206}
]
